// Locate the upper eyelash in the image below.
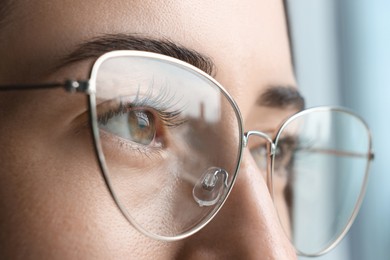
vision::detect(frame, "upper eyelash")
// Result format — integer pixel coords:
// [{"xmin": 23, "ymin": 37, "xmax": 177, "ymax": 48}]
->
[
  {"xmin": 97, "ymin": 84, "xmax": 187, "ymax": 127},
  {"xmin": 134, "ymin": 82, "xmax": 186, "ymax": 113}
]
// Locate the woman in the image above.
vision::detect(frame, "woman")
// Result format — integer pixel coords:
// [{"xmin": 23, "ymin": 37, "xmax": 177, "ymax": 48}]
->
[{"xmin": 0, "ymin": 0, "xmax": 373, "ymax": 259}]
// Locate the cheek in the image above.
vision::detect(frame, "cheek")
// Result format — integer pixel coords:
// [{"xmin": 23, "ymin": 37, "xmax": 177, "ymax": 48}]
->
[
  {"xmin": 0, "ymin": 103, "xmax": 177, "ymax": 258},
  {"xmin": 0, "ymin": 122, "xmax": 99, "ymax": 255}
]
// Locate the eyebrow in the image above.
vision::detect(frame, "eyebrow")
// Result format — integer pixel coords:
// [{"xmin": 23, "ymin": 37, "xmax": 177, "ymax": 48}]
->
[
  {"xmin": 58, "ymin": 33, "xmax": 216, "ymax": 76},
  {"xmin": 59, "ymin": 34, "xmax": 304, "ymax": 110},
  {"xmin": 257, "ymin": 86, "xmax": 305, "ymax": 110}
]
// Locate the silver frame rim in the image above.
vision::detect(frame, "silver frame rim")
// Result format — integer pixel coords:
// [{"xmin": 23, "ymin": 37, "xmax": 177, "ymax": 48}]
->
[
  {"xmin": 85, "ymin": 50, "xmax": 374, "ymax": 252},
  {"xmin": 271, "ymin": 106, "xmax": 374, "ymax": 257},
  {"xmin": 87, "ymin": 50, "xmax": 245, "ymax": 241}
]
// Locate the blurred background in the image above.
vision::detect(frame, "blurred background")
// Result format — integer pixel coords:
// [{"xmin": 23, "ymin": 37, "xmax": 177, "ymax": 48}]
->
[{"xmin": 285, "ymin": 0, "xmax": 390, "ymax": 259}]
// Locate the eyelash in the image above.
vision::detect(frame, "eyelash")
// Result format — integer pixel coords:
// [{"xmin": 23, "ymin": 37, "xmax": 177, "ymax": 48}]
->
[{"xmin": 96, "ymin": 87, "xmax": 186, "ymax": 133}]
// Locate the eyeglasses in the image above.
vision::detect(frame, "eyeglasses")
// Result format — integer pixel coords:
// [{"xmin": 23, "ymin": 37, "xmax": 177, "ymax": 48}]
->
[{"xmin": 0, "ymin": 50, "xmax": 374, "ymax": 257}]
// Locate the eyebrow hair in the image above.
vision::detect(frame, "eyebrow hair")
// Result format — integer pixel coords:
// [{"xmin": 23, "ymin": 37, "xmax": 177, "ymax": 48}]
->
[
  {"xmin": 60, "ymin": 34, "xmax": 304, "ymax": 110},
  {"xmin": 258, "ymin": 86, "xmax": 305, "ymax": 110},
  {"xmin": 59, "ymin": 33, "xmax": 216, "ymax": 76}
]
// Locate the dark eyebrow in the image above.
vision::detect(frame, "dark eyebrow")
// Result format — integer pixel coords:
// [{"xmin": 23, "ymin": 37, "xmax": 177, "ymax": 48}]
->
[
  {"xmin": 257, "ymin": 86, "xmax": 305, "ymax": 110},
  {"xmin": 59, "ymin": 34, "xmax": 304, "ymax": 110},
  {"xmin": 58, "ymin": 33, "xmax": 216, "ymax": 76}
]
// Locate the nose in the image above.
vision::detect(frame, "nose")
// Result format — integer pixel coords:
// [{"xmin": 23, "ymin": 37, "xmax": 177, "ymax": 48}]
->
[{"xmin": 176, "ymin": 149, "xmax": 297, "ymax": 259}]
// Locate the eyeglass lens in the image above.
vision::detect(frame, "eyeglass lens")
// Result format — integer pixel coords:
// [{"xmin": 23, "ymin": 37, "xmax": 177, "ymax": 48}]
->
[
  {"xmin": 93, "ymin": 54, "xmax": 242, "ymax": 238},
  {"xmin": 272, "ymin": 109, "xmax": 371, "ymax": 255},
  {"xmin": 89, "ymin": 52, "xmax": 371, "ymax": 255}
]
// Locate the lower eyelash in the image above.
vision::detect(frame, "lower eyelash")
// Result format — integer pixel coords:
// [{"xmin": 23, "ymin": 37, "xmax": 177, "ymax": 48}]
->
[{"xmin": 99, "ymin": 128, "xmax": 165, "ymax": 160}]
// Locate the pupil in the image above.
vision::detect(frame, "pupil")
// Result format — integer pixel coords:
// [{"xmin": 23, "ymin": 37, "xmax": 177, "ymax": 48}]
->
[
  {"xmin": 128, "ymin": 110, "xmax": 156, "ymax": 145},
  {"xmin": 136, "ymin": 112, "xmax": 149, "ymax": 128}
]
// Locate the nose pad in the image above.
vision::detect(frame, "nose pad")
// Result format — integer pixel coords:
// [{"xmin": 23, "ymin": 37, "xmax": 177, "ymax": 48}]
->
[{"xmin": 192, "ymin": 167, "xmax": 229, "ymax": 207}]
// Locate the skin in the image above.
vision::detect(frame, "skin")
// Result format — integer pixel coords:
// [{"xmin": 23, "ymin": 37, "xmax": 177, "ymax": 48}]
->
[{"xmin": 0, "ymin": 0, "xmax": 299, "ymax": 259}]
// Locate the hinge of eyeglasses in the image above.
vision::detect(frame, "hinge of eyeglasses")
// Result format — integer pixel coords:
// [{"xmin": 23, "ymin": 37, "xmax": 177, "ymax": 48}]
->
[
  {"xmin": 64, "ymin": 80, "xmax": 90, "ymax": 93},
  {"xmin": 369, "ymin": 150, "xmax": 375, "ymax": 160}
]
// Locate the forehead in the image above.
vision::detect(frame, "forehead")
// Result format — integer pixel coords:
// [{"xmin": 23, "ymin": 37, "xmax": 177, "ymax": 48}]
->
[{"xmin": 0, "ymin": 0, "xmax": 294, "ymax": 110}]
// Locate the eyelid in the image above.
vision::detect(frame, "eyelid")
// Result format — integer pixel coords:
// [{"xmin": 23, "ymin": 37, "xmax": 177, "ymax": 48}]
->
[
  {"xmin": 98, "ymin": 128, "xmax": 166, "ymax": 164},
  {"xmin": 95, "ymin": 97, "xmax": 187, "ymax": 156},
  {"xmin": 96, "ymin": 100, "xmax": 185, "ymax": 129}
]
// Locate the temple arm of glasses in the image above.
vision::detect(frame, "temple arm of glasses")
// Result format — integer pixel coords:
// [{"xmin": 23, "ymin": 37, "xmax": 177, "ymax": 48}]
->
[
  {"xmin": 0, "ymin": 80, "xmax": 90, "ymax": 93},
  {"xmin": 300, "ymin": 147, "xmax": 375, "ymax": 160}
]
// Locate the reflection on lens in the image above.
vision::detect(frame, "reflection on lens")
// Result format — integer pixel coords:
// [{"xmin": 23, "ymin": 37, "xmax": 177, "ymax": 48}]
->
[
  {"xmin": 272, "ymin": 108, "xmax": 372, "ymax": 256},
  {"xmin": 91, "ymin": 51, "xmax": 243, "ymax": 240}
]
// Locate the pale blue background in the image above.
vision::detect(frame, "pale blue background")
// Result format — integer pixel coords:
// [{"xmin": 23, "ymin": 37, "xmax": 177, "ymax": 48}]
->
[{"xmin": 287, "ymin": 0, "xmax": 390, "ymax": 259}]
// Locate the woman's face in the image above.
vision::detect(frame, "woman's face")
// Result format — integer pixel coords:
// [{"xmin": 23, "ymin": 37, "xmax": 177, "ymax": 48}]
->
[{"xmin": 0, "ymin": 0, "xmax": 301, "ymax": 258}]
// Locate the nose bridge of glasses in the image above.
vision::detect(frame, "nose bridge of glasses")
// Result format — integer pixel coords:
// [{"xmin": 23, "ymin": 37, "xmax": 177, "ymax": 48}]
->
[
  {"xmin": 244, "ymin": 131, "xmax": 276, "ymax": 156},
  {"xmin": 243, "ymin": 131, "xmax": 277, "ymax": 202}
]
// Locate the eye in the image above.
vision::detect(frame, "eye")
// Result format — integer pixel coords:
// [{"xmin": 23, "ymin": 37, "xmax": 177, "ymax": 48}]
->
[
  {"xmin": 96, "ymin": 94, "xmax": 187, "ymax": 151},
  {"xmin": 274, "ymin": 136, "xmax": 298, "ymax": 171},
  {"xmin": 127, "ymin": 110, "xmax": 156, "ymax": 145},
  {"xmin": 98, "ymin": 105, "xmax": 162, "ymax": 148}
]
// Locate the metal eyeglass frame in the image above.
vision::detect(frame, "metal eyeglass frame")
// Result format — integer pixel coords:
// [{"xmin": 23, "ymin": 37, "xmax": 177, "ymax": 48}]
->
[{"xmin": 0, "ymin": 50, "xmax": 374, "ymax": 257}]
